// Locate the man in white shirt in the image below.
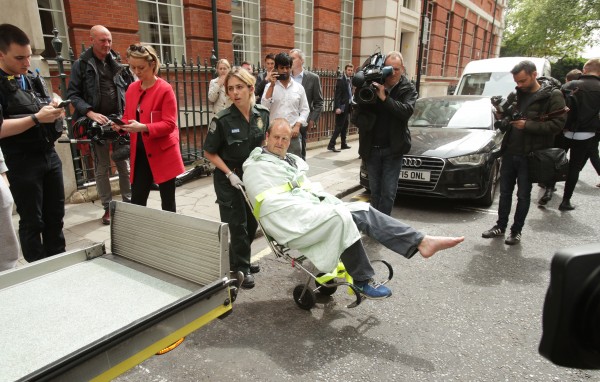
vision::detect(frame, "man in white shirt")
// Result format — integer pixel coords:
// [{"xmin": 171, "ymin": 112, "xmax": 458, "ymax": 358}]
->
[{"xmin": 261, "ymin": 52, "xmax": 309, "ymax": 157}]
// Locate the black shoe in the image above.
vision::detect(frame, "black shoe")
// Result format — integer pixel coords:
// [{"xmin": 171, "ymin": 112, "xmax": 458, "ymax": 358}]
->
[
  {"xmin": 505, "ymin": 231, "xmax": 521, "ymax": 245},
  {"xmin": 559, "ymin": 199, "xmax": 575, "ymax": 211},
  {"xmin": 249, "ymin": 263, "xmax": 260, "ymax": 274},
  {"xmin": 327, "ymin": 146, "xmax": 340, "ymax": 152},
  {"xmin": 241, "ymin": 273, "xmax": 255, "ymax": 289},
  {"xmin": 538, "ymin": 188, "xmax": 553, "ymax": 205},
  {"xmin": 341, "ymin": 144, "xmax": 351, "ymax": 150},
  {"xmin": 482, "ymin": 225, "xmax": 505, "ymax": 238}
]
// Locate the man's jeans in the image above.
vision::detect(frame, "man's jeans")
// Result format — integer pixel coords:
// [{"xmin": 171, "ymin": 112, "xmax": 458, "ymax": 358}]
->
[
  {"xmin": 92, "ymin": 140, "xmax": 131, "ymax": 210},
  {"xmin": 366, "ymin": 147, "xmax": 402, "ymax": 215},
  {"xmin": 497, "ymin": 154, "xmax": 532, "ymax": 234}
]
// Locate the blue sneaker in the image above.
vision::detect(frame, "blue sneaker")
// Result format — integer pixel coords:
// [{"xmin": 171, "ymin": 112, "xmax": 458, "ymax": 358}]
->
[{"xmin": 354, "ymin": 279, "xmax": 392, "ymax": 299}]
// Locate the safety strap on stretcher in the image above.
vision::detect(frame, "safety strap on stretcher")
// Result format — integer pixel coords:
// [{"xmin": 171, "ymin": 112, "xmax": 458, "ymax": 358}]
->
[{"xmin": 253, "ymin": 176, "xmax": 307, "ymax": 218}]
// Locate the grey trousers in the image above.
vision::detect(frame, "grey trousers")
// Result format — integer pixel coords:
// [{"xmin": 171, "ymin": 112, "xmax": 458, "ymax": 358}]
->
[
  {"xmin": 92, "ymin": 141, "xmax": 132, "ymax": 210},
  {"xmin": 339, "ymin": 206, "xmax": 424, "ymax": 281},
  {"xmin": 0, "ymin": 177, "xmax": 19, "ymax": 271}
]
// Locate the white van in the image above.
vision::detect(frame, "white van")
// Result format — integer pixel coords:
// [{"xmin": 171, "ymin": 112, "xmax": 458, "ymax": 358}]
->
[{"xmin": 454, "ymin": 57, "xmax": 551, "ymax": 98}]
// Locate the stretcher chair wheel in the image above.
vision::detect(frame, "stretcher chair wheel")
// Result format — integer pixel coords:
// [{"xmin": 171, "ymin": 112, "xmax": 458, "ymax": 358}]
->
[
  {"xmin": 314, "ymin": 273, "xmax": 338, "ymax": 296},
  {"xmin": 293, "ymin": 284, "xmax": 316, "ymax": 310},
  {"xmin": 371, "ymin": 259, "xmax": 394, "ymax": 282}
]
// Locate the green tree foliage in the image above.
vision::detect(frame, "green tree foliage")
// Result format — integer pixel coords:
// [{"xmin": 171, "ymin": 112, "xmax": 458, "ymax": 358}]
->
[
  {"xmin": 550, "ymin": 57, "xmax": 587, "ymax": 83},
  {"xmin": 501, "ymin": 0, "xmax": 600, "ymax": 58}
]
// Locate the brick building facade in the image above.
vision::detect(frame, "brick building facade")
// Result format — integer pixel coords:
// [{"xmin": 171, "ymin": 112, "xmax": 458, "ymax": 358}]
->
[
  {"xmin": 420, "ymin": 0, "xmax": 504, "ymax": 94},
  {"xmin": 34, "ymin": 0, "xmax": 503, "ymax": 94}
]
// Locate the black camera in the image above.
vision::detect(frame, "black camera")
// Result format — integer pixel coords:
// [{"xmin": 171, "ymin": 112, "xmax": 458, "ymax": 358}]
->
[
  {"xmin": 490, "ymin": 95, "xmax": 524, "ymax": 131},
  {"xmin": 539, "ymin": 243, "xmax": 600, "ymax": 369},
  {"xmin": 73, "ymin": 115, "xmax": 128, "ymax": 144},
  {"xmin": 352, "ymin": 52, "xmax": 393, "ymax": 104}
]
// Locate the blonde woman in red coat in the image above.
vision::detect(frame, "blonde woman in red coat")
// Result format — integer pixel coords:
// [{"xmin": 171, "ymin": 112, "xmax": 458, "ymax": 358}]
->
[{"xmin": 115, "ymin": 44, "xmax": 184, "ymax": 212}]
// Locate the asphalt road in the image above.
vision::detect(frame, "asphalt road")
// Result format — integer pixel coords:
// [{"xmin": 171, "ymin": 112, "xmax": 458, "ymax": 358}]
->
[{"xmin": 117, "ymin": 162, "xmax": 600, "ymax": 381}]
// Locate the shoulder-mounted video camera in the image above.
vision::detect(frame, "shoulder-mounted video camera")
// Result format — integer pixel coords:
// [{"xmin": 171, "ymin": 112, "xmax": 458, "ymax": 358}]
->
[
  {"xmin": 352, "ymin": 51, "xmax": 393, "ymax": 104},
  {"xmin": 490, "ymin": 95, "xmax": 524, "ymax": 131},
  {"xmin": 539, "ymin": 243, "xmax": 600, "ymax": 370}
]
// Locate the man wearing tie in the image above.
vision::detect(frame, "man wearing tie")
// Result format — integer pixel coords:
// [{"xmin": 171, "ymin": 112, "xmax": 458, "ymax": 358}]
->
[{"xmin": 328, "ymin": 63, "xmax": 354, "ymax": 152}]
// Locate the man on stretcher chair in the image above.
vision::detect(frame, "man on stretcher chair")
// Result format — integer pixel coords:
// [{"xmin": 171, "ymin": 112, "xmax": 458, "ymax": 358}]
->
[{"xmin": 242, "ymin": 118, "xmax": 464, "ymax": 299}]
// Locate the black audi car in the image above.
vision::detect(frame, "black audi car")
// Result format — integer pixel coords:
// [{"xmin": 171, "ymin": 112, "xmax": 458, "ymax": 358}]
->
[{"xmin": 359, "ymin": 95, "xmax": 503, "ymax": 207}]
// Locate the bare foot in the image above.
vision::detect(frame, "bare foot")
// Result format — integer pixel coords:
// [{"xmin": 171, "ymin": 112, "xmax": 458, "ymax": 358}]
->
[{"xmin": 418, "ymin": 235, "xmax": 465, "ymax": 258}]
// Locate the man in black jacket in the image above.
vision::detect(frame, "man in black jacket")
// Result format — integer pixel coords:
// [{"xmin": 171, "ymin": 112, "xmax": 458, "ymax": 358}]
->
[
  {"xmin": 352, "ymin": 51, "xmax": 418, "ymax": 216},
  {"xmin": 328, "ymin": 63, "xmax": 353, "ymax": 152},
  {"xmin": 67, "ymin": 25, "xmax": 131, "ymax": 225},
  {"xmin": 0, "ymin": 24, "xmax": 66, "ymax": 262},
  {"xmin": 553, "ymin": 59, "xmax": 600, "ymax": 211},
  {"xmin": 482, "ymin": 60, "xmax": 566, "ymax": 245},
  {"xmin": 254, "ymin": 53, "xmax": 275, "ymax": 104}
]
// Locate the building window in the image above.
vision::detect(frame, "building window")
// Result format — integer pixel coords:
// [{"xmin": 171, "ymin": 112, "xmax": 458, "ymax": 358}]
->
[
  {"xmin": 339, "ymin": 0, "xmax": 353, "ymax": 69},
  {"xmin": 420, "ymin": 1, "xmax": 434, "ymax": 76},
  {"xmin": 137, "ymin": 0, "xmax": 185, "ymax": 63},
  {"xmin": 471, "ymin": 24, "xmax": 479, "ymax": 59},
  {"xmin": 231, "ymin": 0, "xmax": 261, "ymax": 67},
  {"xmin": 37, "ymin": 0, "xmax": 70, "ymax": 58},
  {"xmin": 294, "ymin": 0, "xmax": 313, "ymax": 68},
  {"xmin": 456, "ymin": 18, "xmax": 467, "ymax": 76},
  {"xmin": 441, "ymin": 12, "xmax": 453, "ymax": 77},
  {"xmin": 402, "ymin": 0, "xmax": 416, "ymax": 11}
]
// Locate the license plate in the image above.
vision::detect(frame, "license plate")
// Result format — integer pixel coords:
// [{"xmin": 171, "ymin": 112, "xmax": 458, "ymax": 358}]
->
[{"xmin": 399, "ymin": 170, "xmax": 430, "ymax": 182}]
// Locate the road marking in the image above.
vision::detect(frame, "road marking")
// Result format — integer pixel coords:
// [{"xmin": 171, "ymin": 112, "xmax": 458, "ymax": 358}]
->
[
  {"xmin": 251, "ymin": 246, "xmax": 273, "ymax": 262},
  {"xmin": 454, "ymin": 206, "xmax": 498, "ymax": 214},
  {"xmin": 350, "ymin": 194, "xmax": 370, "ymax": 202}
]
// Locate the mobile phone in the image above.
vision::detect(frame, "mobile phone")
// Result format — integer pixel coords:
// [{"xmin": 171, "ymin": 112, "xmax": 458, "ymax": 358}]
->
[
  {"xmin": 111, "ymin": 118, "xmax": 126, "ymax": 126},
  {"xmin": 56, "ymin": 100, "xmax": 72, "ymax": 108}
]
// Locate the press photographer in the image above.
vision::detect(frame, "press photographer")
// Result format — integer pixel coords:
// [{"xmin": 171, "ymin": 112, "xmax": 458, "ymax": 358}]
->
[
  {"xmin": 481, "ymin": 60, "xmax": 566, "ymax": 246},
  {"xmin": 67, "ymin": 25, "xmax": 132, "ymax": 225},
  {"xmin": 351, "ymin": 50, "xmax": 417, "ymax": 216}
]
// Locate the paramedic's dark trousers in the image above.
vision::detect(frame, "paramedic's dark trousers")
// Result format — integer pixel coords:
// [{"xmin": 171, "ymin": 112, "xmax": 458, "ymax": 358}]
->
[{"xmin": 213, "ymin": 169, "xmax": 257, "ymax": 274}]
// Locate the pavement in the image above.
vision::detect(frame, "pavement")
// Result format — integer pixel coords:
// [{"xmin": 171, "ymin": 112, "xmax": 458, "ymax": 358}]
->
[{"xmin": 12, "ymin": 137, "xmax": 362, "ymax": 268}]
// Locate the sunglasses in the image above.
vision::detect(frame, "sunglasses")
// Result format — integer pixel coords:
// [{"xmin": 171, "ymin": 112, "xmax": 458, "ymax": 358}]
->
[{"xmin": 129, "ymin": 45, "xmax": 147, "ymax": 53}]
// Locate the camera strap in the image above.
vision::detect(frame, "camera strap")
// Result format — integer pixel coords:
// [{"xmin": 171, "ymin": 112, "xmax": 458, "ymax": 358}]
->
[{"xmin": 532, "ymin": 106, "xmax": 570, "ymax": 122}]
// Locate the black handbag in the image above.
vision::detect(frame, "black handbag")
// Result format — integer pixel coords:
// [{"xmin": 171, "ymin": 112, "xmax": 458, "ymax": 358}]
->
[{"xmin": 527, "ymin": 148, "xmax": 569, "ymax": 184}]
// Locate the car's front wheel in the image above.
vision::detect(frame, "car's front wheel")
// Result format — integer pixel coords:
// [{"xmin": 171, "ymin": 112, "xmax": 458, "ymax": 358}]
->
[{"xmin": 476, "ymin": 160, "xmax": 499, "ymax": 207}]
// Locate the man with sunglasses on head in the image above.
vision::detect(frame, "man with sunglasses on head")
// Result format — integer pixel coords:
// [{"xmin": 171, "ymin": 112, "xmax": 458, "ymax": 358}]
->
[{"xmin": 67, "ymin": 25, "xmax": 132, "ymax": 225}]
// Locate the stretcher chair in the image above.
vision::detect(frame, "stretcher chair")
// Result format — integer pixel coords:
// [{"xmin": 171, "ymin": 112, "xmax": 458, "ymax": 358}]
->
[{"xmin": 238, "ymin": 184, "xmax": 393, "ymax": 310}]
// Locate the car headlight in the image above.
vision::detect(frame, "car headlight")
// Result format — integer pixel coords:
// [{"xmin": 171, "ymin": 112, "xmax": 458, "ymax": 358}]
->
[{"xmin": 448, "ymin": 153, "xmax": 487, "ymax": 166}]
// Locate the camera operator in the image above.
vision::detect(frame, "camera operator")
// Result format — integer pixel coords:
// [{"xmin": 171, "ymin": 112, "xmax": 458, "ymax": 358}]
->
[
  {"xmin": 67, "ymin": 25, "xmax": 132, "ymax": 225},
  {"xmin": 0, "ymin": 24, "xmax": 66, "ymax": 263},
  {"xmin": 482, "ymin": 60, "xmax": 566, "ymax": 245},
  {"xmin": 352, "ymin": 51, "xmax": 417, "ymax": 216}
]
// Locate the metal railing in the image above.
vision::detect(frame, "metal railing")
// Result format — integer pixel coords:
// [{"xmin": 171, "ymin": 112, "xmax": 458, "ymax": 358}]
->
[{"xmin": 45, "ymin": 30, "xmax": 354, "ymax": 188}]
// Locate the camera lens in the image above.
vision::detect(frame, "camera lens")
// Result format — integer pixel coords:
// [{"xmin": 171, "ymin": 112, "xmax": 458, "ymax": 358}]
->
[{"xmin": 358, "ymin": 86, "xmax": 377, "ymax": 104}]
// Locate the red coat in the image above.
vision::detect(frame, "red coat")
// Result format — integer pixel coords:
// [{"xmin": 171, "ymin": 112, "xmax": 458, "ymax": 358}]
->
[{"xmin": 123, "ymin": 78, "xmax": 185, "ymax": 184}]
